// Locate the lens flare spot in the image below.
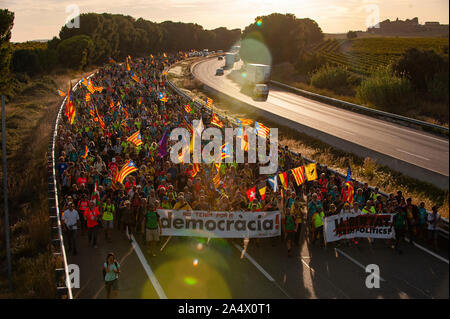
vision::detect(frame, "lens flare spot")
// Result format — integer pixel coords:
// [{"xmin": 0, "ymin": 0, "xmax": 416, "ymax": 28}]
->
[
  {"xmin": 256, "ymin": 19, "xmax": 263, "ymax": 27},
  {"xmin": 241, "ymin": 72, "xmax": 247, "ymax": 78},
  {"xmin": 184, "ymin": 277, "xmax": 197, "ymax": 286},
  {"xmin": 193, "ymin": 259, "xmax": 199, "ymax": 267},
  {"xmin": 196, "ymin": 243, "xmax": 203, "ymax": 251}
]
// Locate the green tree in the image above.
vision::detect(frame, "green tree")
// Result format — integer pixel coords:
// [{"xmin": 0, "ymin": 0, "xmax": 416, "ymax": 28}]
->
[
  {"xmin": 57, "ymin": 35, "xmax": 94, "ymax": 69},
  {"xmin": 241, "ymin": 13, "xmax": 323, "ymax": 64},
  {"xmin": 393, "ymin": 47, "xmax": 448, "ymax": 92}
]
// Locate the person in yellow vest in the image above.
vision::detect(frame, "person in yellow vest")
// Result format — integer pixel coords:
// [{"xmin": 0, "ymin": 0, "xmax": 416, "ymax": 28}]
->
[
  {"xmin": 173, "ymin": 194, "xmax": 192, "ymax": 210},
  {"xmin": 311, "ymin": 209, "xmax": 325, "ymax": 248},
  {"xmin": 102, "ymin": 197, "xmax": 115, "ymax": 242},
  {"xmin": 361, "ymin": 200, "xmax": 377, "ymax": 214}
]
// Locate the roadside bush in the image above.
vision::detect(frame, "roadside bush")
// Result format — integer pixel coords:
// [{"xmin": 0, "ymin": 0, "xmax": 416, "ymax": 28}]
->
[
  {"xmin": 295, "ymin": 52, "xmax": 326, "ymax": 75},
  {"xmin": 393, "ymin": 47, "xmax": 447, "ymax": 92},
  {"xmin": 310, "ymin": 65, "xmax": 351, "ymax": 91},
  {"xmin": 11, "ymin": 49, "xmax": 42, "ymax": 76},
  {"xmin": 427, "ymin": 71, "xmax": 449, "ymax": 103},
  {"xmin": 356, "ymin": 66, "xmax": 413, "ymax": 111}
]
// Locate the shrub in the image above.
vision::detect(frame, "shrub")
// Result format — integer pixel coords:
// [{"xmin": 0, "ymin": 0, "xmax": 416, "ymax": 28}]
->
[
  {"xmin": 356, "ymin": 66, "xmax": 413, "ymax": 111},
  {"xmin": 310, "ymin": 65, "xmax": 351, "ymax": 90},
  {"xmin": 427, "ymin": 71, "xmax": 449, "ymax": 103},
  {"xmin": 11, "ymin": 49, "xmax": 42, "ymax": 76},
  {"xmin": 393, "ymin": 47, "xmax": 447, "ymax": 92},
  {"xmin": 295, "ymin": 52, "xmax": 326, "ymax": 75}
]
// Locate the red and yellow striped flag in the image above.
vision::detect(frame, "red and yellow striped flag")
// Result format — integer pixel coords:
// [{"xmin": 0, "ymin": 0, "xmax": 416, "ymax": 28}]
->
[
  {"xmin": 206, "ymin": 98, "xmax": 213, "ymax": 108},
  {"xmin": 291, "ymin": 166, "xmax": 305, "ymax": 186},
  {"xmin": 213, "ymin": 172, "xmax": 221, "ymax": 189},
  {"xmin": 127, "ymin": 130, "xmax": 143, "ymax": 147},
  {"xmin": 279, "ymin": 172, "xmax": 288, "ymax": 190},
  {"xmin": 211, "ymin": 112, "xmax": 223, "ymax": 128},
  {"xmin": 85, "ymin": 93, "xmax": 91, "ymax": 102},
  {"xmin": 116, "ymin": 160, "xmax": 138, "ymax": 184},
  {"xmin": 184, "ymin": 104, "xmax": 192, "ymax": 113}
]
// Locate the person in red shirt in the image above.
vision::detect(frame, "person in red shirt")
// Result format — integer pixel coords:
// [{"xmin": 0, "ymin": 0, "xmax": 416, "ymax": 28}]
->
[
  {"xmin": 77, "ymin": 194, "xmax": 89, "ymax": 231},
  {"xmin": 84, "ymin": 201, "xmax": 101, "ymax": 248},
  {"xmin": 77, "ymin": 172, "xmax": 87, "ymax": 187}
]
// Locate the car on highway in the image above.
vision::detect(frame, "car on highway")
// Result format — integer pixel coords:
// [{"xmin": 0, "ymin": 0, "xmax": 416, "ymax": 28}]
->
[
  {"xmin": 218, "ymin": 56, "xmax": 223, "ymax": 60},
  {"xmin": 215, "ymin": 68, "xmax": 224, "ymax": 76}
]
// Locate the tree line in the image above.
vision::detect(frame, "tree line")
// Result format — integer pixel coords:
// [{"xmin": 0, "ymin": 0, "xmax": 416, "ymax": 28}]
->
[{"xmin": 0, "ymin": 10, "xmax": 241, "ymax": 80}]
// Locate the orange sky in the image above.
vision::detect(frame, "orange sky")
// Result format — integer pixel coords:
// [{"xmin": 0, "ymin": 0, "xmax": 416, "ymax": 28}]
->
[{"xmin": 3, "ymin": 0, "xmax": 449, "ymax": 42}]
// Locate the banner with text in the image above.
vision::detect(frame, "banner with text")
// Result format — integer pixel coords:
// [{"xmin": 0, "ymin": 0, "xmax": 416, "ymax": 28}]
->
[
  {"xmin": 157, "ymin": 209, "xmax": 281, "ymax": 238},
  {"xmin": 324, "ymin": 212, "xmax": 395, "ymax": 242}
]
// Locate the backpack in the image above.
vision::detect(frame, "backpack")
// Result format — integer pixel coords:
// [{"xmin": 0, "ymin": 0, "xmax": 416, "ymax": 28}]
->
[{"xmin": 103, "ymin": 261, "xmax": 119, "ymax": 281}]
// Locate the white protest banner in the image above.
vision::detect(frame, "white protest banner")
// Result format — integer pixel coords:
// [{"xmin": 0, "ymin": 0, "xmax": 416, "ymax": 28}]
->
[
  {"xmin": 324, "ymin": 212, "xmax": 395, "ymax": 243},
  {"xmin": 157, "ymin": 209, "xmax": 281, "ymax": 238}
]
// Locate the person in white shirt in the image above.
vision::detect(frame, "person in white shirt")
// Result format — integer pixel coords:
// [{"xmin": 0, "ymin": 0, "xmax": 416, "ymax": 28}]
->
[
  {"xmin": 427, "ymin": 206, "xmax": 441, "ymax": 251},
  {"xmin": 62, "ymin": 202, "xmax": 80, "ymax": 255}
]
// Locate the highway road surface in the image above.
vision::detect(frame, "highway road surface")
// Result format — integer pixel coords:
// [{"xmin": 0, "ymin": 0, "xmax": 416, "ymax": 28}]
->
[
  {"xmin": 191, "ymin": 58, "xmax": 449, "ymax": 186},
  {"xmin": 69, "ymin": 227, "xmax": 449, "ymax": 299}
]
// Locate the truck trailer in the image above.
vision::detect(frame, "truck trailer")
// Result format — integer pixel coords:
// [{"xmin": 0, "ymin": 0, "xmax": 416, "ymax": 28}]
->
[{"xmin": 244, "ymin": 63, "xmax": 271, "ymax": 100}]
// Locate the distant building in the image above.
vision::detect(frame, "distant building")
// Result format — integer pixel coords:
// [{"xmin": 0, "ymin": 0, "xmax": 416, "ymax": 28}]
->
[{"xmin": 367, "ymin": 17, "xmax": 449, "ymax": 35}]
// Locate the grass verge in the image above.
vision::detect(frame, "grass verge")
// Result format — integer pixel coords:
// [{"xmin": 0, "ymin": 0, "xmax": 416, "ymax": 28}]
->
[{"xmin": 0, "ymin": 67, "xmax": 95, "ymax": 298}]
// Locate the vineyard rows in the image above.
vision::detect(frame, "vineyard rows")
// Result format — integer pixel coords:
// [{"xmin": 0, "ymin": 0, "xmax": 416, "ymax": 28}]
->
[{"xmin": 305, "ymin": 37, "xmax": 448, "ymax": 77}]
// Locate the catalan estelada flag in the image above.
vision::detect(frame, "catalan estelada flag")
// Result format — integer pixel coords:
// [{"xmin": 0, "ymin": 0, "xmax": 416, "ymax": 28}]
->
[
  {"xmin": 85, "ymin": 93, "xmax": 91, "ymax": 102},
  {"xmin": 236, "ymin": 118, "xmax": 253, "ymax": 126},
  {"xmin": 211, "ymin": 112, "xmax": 223, "ymax": 128},
  {"xmin": 116, "ymin": 160, "xmax": 138, "ymax": 184},
  {"xmin": 304, "ymin": 163, "xmax": 318, "ymax": 181},
  {"xmin": 191, "ymin": 163, "xmax": 200, "ymax": 177},
  {"xmin": 279, "ymin": 171, "xmax": 288, "ymax": 190},
  {"xmin": 127, "ymin": 130, "xmax": 143, "ymax": 147},
  {"xmin": 57, "ymin": 89, "xmax": 66, "ymax": 96},
  {"xmin": 94, "ymin": 86, "xmax": 103, "ymax": 92},
  {"xmin": 206, "ymin": 98, "xmax": 213, "ymax": 108},
  {"xmin": 129, "ymin": 71, "xmax": 140, "ymax": 83},
  {"xmin": 344, "ymin": 181, "xmax": 354, "ymax": 205},
  {"xmin": 82, "ymin": 145, "xmax": 89, "ymax": 159},
  {"xmin": 291, "ymin": 166, "xmax": 305, "ymax": 186},
  {"xmin": 65, "ymin": 82, "xmax": 76, "ymax": 125},
  {"xmin": 220, "ymin": 143, "xmax": 231, "ymax": 159},
  {"xmin": 255, "ymin": 121, "xmax": 270, "ymax": 139},
  {"xmin": 184, "ymin": 104, "xmax": 192, "ymax": 113}
]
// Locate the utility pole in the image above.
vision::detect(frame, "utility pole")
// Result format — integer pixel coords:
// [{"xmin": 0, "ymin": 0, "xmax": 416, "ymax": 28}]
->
[{"xmin": 1, "ymin": 95, "xmax": 13, "ymax": 291}]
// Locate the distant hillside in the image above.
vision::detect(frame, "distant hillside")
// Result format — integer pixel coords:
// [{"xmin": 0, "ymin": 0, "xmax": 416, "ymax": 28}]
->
[{"xmin": 305, "ymin": 37, "xmax": 449, "ymax": 76}]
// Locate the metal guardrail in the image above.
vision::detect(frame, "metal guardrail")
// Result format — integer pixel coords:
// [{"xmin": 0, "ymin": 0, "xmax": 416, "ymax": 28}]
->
[
  {"xmin": 166, "ymin": 59, "xmax": 448, "ymax": 240},
  {"xmin": 270, "ymin": 80, "xmax": 449, "ymax": 134},
  {"xmin": 49, "ymin": 77, "xmax": 89, "ymax": 299}
]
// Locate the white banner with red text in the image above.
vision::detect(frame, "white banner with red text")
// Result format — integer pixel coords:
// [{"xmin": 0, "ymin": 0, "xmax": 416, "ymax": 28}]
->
[
  {"xmin": 324, "ymin": 212, "xmax": 395, "ymax": 243},
  {"xmin": 157, "ymin": 209, "xmax": 281, "ymax": 238}
]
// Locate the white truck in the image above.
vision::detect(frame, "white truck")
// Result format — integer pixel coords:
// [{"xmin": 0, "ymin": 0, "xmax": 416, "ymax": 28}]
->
[
  {"xmin": 244, "ymin": 63, "xmax": 271, "ymax": 100},
  {"xmin": 225, "ymin": 52, "xmax": 235, "ymax": 69}
]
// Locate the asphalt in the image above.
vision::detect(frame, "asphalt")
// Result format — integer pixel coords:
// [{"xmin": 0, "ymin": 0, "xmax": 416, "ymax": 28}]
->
[
  {"xmin": 67, "ymin": 226, "xmax": 449, "ymax": 299},
  {"xmin": 191, "ymin": 58, "xmax": 449, "ymax": 179}
]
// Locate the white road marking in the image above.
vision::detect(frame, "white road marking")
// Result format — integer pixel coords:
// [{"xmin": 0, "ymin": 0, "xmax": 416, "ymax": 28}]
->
[
  {"xmin": 395, "ymin": 148, "xmax": 430, "ymax": 161},
  {"xmin": 160, "ymin": 236, "xmax": 172, "ymax": 252},
  {"xmin": 232, "ymin": 243, "xmax": 293, "ymax": 299},
  {"xmin": 335, "ymin": 248, "xmax": 385, "ymax": 282},
  {"xmin": 404, "ymin": 238, "xmax": 449, "ymax": 264},
  {"xmin": 299, "ymin": 257, "xmax": 350, "ymax": 299},
  {"xmin": 131, "ymin": 234, "xmax": 168, "ymax": 299},
  {"xmin": 233, "ymin": 243, "xmax": 274, "ymax": 281}
]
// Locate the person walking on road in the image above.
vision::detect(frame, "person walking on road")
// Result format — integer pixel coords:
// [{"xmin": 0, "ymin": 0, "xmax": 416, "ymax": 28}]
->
[
  {"xmin": 103, "ymin": 253, "xmax": 120, "ymax": 299},
  {"xmin": 62, "ymin": 202, "xmax": 79, "ymax": 255},
  {"xmin": 427, "ymin": 206, "xmax": 441, "ymax": 251},
  {"xmin": 102, "ymin": 197, "xmax": 115, "ymax": 243},
  {"xmin": 85, "ymin": 200, "xmax": 101, "ymax": 248},
  {"xmin": 284, "ymin": 209, "xmax": 298, "ymax": 257},
  {"xmin": 143, "ymin": 203, "xmax": 162, "ymax": 257}
]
